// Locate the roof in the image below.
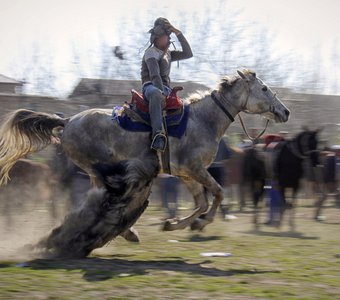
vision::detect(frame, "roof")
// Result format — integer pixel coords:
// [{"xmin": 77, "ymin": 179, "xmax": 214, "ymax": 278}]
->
[
  {"xmin": 69, "ymin": 78, "xmax": 210, "ymax": 98},
  {"xmin": 0, "ymin": 74, "xmax": 23, "ymax": 85}
]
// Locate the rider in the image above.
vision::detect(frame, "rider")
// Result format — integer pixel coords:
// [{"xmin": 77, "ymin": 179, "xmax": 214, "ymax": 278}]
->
[{"xmin": 141, "ymin": 17, "xmax": 193, "ymax": 151}]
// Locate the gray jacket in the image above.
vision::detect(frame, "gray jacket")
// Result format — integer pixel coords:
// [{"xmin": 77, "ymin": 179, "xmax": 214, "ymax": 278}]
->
[{"xmin": 140, "ymin": 33, "xmax": 193, "ymax": 91}]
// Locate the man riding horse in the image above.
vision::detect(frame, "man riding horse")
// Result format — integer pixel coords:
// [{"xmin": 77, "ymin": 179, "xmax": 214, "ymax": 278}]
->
[{"xmin": 141, "ymin": 17, "xmax": 193, "ymax": 151}]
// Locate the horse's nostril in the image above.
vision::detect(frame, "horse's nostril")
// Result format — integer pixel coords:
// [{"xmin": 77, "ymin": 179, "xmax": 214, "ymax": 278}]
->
[{"xmin": 284, "ymin": 109, "xmax": 290, "ymax": 117}]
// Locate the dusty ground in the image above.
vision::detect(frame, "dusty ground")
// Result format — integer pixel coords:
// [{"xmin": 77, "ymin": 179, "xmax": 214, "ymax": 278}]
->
[{"xmin": 0, "ymin": 189, "xmax": 339, "ymax": 300}]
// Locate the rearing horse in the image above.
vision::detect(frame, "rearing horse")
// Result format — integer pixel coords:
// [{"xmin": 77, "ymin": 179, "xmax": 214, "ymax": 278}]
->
[{"xmin": 0, "ymin": 69, "xmax": 290, "ymax": 238}]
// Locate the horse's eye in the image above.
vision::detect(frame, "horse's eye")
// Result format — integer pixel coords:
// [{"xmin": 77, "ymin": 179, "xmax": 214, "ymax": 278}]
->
[{"xmin": 262, "ymin": 86, "xmax": 268, "ymax": 92}]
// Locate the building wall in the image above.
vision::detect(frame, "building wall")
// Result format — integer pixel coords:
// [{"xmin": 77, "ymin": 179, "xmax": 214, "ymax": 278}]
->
[{"xmin": 0, "ymin": 83, "xmax": 16, "ymax": 94}]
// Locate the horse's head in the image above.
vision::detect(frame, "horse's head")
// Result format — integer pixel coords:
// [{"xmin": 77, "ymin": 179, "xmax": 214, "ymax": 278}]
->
[
  {"xmin": 294, "ymin": 128, "xmax": 321, "ymax": 166},
  {"xmin": 237, "ymin": 69, "xmax": 290, "ymax": 123}
]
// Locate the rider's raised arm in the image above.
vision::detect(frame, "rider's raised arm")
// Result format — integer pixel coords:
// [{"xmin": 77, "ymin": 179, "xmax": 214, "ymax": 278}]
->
[{"xmin": 170, "ymin": 32, "xmax": 193, "ymax": 62}]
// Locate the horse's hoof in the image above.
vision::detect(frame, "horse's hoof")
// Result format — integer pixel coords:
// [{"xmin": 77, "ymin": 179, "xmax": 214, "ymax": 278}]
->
[
  {"xmin": 315, "ymin": 215, "xmax": 326, "ymax": 222},
  {"xmin": 162, "ymin": 220, "xmax": 174, "ymax": 231},
  {"xmin": 199, "ymin": 213, "xmax": 207, "ymax": 220},
  {"xmin": 120, "ymin": 228, "xmax": 140, "ymax": 243},
  {"xmin": 190, "ymin": 219, "xmax": 204, "ymax": 231}
]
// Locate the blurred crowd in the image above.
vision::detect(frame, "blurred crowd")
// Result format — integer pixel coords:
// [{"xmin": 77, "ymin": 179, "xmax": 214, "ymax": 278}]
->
[
  {"xmin": 1, "ymin": 128, "xmax": 339, "ymax": 230},
  {"xmin": 152, "ymin": 130, "xmax": 340, "ymax": 224}
]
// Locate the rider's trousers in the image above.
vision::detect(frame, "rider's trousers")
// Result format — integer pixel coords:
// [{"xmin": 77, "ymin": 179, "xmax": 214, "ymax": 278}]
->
[{"xmin": 142, "ymin": 83, "xmax": 171, "ymax": 137}]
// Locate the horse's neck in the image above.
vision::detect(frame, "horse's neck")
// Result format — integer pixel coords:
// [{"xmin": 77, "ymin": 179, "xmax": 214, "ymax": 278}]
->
[
  {"xmin": 286, "ymin": 139, "xmax": 305, "ymax": 160},
  {"xmin": 189, "ymin": 92, "xmax": 240, "ymax": 141}
]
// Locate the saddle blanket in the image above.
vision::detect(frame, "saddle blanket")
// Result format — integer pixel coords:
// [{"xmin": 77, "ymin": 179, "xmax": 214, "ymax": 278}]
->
[{"xmin": 112, "ymin": 105, "xmax": 190, "ymax": 139}]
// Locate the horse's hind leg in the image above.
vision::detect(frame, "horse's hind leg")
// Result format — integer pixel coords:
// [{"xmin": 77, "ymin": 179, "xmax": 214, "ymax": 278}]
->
[
  {"xmin": 289, "ymin": 188, "xmax": 298, "ymax": 231},
  {"xmin": 252, "ymin": 180, "xmax": 264, "ymax": 230},
  {"xmin": 314, "ymin": 185, "xmax": 326, "ymax": 221},
  {"xmin": 162, "ymin": 178, "xmax": 208, "ymax": 231},
  {"xmin": 278, "ymin": 187, "xmax": 286, "ymax": 227}
]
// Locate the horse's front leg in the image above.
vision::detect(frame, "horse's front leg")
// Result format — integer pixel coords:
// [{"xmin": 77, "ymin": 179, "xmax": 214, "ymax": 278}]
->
[
  {"xmin": 188, "ymin": 168, "xmax": 224, "ymax": 231},
  {"xmin": 162, "ymin": 178, "xmax": 209, "ymax": 231},
  {"xmin": 289, "ymin": 189, "xmax": 298, "ymax": 232},
  {"xmin": 120, "ymin": 227, "xmax": 140, "ymax": 242}
]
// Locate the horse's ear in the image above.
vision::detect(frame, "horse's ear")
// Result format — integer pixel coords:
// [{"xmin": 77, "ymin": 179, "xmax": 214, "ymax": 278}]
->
[
  {"xmin": 315, "ymin": 126, "xmax": 323, "ymax": 133},
  {"xmin": 301, "ymin": 125, "xmax": 309, "ymax": 132},
  {"xmin": 237, "ymin": 70, "xmax": 247, "ymax": 79},
  {"xmin": 237, "ymin": 69, "xmax": 256, "ymax": 81}
]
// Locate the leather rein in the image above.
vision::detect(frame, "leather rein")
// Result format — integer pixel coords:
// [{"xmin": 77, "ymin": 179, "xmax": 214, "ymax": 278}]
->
[{"xmin": 211, "ymin": 90, "xmax": 269, "ymax": 142}]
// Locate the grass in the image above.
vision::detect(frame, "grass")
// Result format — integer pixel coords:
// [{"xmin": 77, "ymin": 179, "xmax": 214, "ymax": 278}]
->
[{"xmin": 0, "ymin": 201, "xmax": 339, "ymax": 299}]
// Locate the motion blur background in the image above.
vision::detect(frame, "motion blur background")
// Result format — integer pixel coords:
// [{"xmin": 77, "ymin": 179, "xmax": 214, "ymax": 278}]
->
[
  {"xmin": 1, "ymin": 0, "xmax": 339, "ymax": 143},
  {"xmin": 1, "ymin": 0, "xmax": 339, "ymax": 95}
]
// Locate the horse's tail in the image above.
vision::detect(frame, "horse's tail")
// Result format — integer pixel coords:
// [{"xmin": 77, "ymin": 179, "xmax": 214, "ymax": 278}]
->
[{"xmin": 0, "ymin": 109, "xmax": 67, "ymax": 185}]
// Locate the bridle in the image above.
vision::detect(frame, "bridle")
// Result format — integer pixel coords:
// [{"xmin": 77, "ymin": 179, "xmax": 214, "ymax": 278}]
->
[{"xmin": 210, "ymin": 80, "xmax": 270, "ymax": 142}]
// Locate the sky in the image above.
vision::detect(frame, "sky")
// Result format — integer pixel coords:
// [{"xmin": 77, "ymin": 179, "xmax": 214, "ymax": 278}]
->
[{"xmin": 0, "ymin": 0, "xmax": 339, "ymax": 96}]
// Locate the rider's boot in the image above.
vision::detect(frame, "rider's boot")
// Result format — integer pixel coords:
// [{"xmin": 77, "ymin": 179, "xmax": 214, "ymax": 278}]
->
[{"xmin": 151, "ymin": 131, "xmax": 167, "ymax": 152}]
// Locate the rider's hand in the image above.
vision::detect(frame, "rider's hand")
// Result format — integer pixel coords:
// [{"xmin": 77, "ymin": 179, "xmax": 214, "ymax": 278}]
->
[{"xmin": 164, "ymin": 20, "xmax": 181, "ymax": 35}]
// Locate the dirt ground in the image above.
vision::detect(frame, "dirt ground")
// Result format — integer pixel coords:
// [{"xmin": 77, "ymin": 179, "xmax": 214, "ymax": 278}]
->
[{"xmin": 0, "ymin": 187, "xmax": 339, "ymax": 299}]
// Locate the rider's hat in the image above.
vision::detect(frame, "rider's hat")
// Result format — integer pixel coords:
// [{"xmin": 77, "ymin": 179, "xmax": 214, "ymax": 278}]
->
[{"xmin": 149, "ymin": 17, "xmax": 171, "ymax": 44}]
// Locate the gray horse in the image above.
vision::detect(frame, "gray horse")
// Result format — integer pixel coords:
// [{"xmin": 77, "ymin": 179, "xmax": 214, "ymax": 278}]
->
[{"xmin": 0, "ymin": 69, "xmax": 290, "ymax": 243}]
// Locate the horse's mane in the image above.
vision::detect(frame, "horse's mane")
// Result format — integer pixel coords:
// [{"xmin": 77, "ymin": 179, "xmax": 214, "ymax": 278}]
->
[
  {"xmin": 219, "ymin": 69, "xmax": 255, "ymax": 92},
  {"xmin": 219, "ymin": 75, "xmax": 240, "ymax": 92},
  {"xmin": 293, "ymin": 130, "xmax": 313, "ymax": 142},
  {"xmin": 185, "ymin": 90, "xmax": 211, "ymax": 104},
  {"xmin": 185, "ymin": 71, "xmax": 247, "ymax": 105},
  {"xmin": 185, "ymin": 69, "xmax": 257, "ymax": 105}
]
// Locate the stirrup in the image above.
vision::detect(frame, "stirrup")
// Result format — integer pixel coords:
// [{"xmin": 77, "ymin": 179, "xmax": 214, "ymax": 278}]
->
[{"xmin": 151, "ymin": 132, "xmax": 167, "ymax": 152}]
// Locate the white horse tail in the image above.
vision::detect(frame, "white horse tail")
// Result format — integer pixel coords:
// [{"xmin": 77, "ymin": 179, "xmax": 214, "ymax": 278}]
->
[{"xmin": 0, "ymin": 109, "xmax": 67, "ymax": 185}]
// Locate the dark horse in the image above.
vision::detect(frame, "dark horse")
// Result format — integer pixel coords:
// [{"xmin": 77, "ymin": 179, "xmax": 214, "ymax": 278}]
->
[
  {"xmin": 244, "ymin": 130, "xmax": 320, "ymax": 230},
  {"xmin": 275, "ymin": 129, "xmax": 320, "ymax": 229},
  {"xmin": 242, "ymin": 144, "xmax": 267, "ymax": 227}
]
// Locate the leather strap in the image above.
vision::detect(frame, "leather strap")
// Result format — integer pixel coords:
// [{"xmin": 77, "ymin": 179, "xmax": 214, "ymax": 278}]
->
[{"xmin": 211, "ymin": 91, "xmax": 235, "ymax": 122}]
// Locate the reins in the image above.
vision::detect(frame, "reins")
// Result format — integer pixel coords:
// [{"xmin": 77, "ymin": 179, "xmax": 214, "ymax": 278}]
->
[{"xmin": 238, "ymin": 115, "xmax": 269, "ymax": 142}]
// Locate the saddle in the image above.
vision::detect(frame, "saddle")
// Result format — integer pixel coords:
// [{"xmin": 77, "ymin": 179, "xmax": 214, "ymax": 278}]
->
[
  {"xmin": 129, "ymin": 86, "xmax": 184, "ymax": 114},
  {"xmin": 116, "ymin": 84, "xmax": 188, "ymax": 131}
]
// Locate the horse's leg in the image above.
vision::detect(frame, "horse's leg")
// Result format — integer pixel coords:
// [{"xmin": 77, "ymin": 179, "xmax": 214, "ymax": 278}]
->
[
  {"xmin": 120, "ymin": 227, "xmax": 140, "ymax": 242},
  {"xmin": 278, "ymin": 187, "xmax": 286, "ymax": 227},
  {"xmin": 162, "ymin": 178, "xmax": 209, "ymax": 231},
  {"xmin": 314, "ymin": 183, "xmax": 330, "ymax": 220},
  {"xmin": 239, "ymin": 183, "xmax": 246, "ymax": 212},
  {"xmin": 289, "ymin": 188, "xmax": 298, "ymax": 231},
  {"xmin": 187, "ymin": 168, "xmax": 224, "ymax": 231},
  {"xmin": 252, "ymin": 180, "xmax": 264, "ymax": 230}
]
